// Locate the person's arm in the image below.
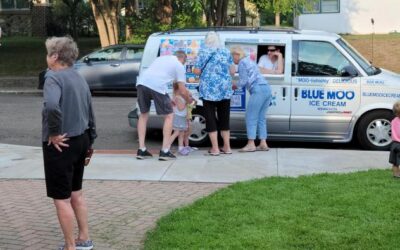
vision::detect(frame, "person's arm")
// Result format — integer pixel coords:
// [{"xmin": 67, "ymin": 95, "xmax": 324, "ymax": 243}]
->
[
  {"xmin": 193, "ymin": 50, "xmax": 205, "ymax": 75},
  {"xmin": 275, "ymin": 52, "xmax": 284, "ymax": 74},
  {"xmin": 175, "ymin": 96, "xmax": 186, "ymax": 111},
  {"xmin": 235, "ymin": 61, "xmax": 249, "ymax": 89},
  {"xmin": 87, "ymin": 93, "xmax": 97, "ymax": 147},
  {"xmin": 44, "ymin": 76, "xmax": 69, "ymax": 152},
  {"xmin": 177, "ymin": 82, "xmax": 190, "ymax": 103}
]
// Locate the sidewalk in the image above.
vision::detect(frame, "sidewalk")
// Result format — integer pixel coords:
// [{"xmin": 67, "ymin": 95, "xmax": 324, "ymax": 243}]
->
[
  {"xmin": 0, "ymin": 143, "xmax": 390, "ymax": 182},
  {"xmin": 0, "ymin": 143, "xmax": 391, "ymax": 250}
]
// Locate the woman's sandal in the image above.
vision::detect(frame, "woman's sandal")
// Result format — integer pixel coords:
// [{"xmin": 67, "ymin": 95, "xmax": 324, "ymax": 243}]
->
[
  {"xmin": 220, "ymin": 148, "xmax": 232, "ymax": 154},
  {"xmin": 238, "ymin": 145, "xmax": 256, "ymax": 152},
  {"xmin": 256, "ymin": 145, "xmax": 270, "ymax": 151}
]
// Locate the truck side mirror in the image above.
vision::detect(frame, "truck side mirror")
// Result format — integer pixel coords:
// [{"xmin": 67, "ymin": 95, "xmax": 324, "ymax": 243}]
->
[
  {"xmin": 340, "ymin": 65, "xmax": 358, "ymax": 77},
  {"xmin": 83, "ymin": 56, "xmax": 90, "ymax": 64}
]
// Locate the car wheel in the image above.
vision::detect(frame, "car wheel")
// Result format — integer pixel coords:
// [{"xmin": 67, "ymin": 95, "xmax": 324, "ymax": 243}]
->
[
  {"xmin": 357, "ymin": 110, "xmax": 393, "ymax": 150},
  {"xmin": 189, "ymin": 107, "xmax": 209, "ymax": 146}
]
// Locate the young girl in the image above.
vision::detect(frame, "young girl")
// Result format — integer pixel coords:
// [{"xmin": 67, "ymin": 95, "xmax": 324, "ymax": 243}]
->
[
  {"xmin": 170, "ymin": 82, "xmax": 190, "ymax": 156},
  {"xmin": 390, "ymin": 100, "xmax": 400, "ymax": 178},
  {"xmin": 182, "ymin": 95, "xmax": 198, "ymax": 152}
]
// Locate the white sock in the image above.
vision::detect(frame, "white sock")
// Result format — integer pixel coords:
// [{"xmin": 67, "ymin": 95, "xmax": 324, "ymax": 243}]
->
[
  {"xmin": 140, "ymin": 147, "xmax": 147, "ymax": 151},
  {"xmin": 162, "ymin": 148, "xmax": 169, "ymax": 153},
  {"xmin": 178, "ymin": 146, "xmax": 184, "ymax": 150}
]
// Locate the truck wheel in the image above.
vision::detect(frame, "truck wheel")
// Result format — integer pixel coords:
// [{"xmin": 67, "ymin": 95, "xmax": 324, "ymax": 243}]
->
[
  {"xmin": 189, "ymin": 107, "xmax": 209, "ymax": 146},
  {"xmin": 357, "ymin": 110, "xmax": 393, "ymax": 150}
]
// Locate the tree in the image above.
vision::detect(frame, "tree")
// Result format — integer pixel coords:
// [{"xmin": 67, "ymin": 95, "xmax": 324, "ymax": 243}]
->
[
  {"xmin": 89, "ymin": 0, "xmax": 121, "ymax": 47},
  {"xmin": 249, "ymin": 0, "xmax": 314, "ymax": 27},
  {"xmin": 155, "ymin": 0, "xmax": 173, "ymax": 25},
  {"xmin": 61, "ymin": 0, "xmax": 82, "ymax": 38}
]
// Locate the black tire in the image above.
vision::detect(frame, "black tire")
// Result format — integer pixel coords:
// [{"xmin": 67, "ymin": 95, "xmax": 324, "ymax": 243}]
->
[
  {"xmin": 357, "ymin": 110, "xmax": 393, "ymax": 150},
  {"xmin": 189, "ymin": 107, "xmax": 209, "ymax": 146}
]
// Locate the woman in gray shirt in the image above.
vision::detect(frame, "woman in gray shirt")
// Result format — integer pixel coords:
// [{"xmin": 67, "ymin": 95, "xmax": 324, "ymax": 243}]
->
[{"xmin": 42, "ymin": 36, "xmax": 96, "ymax": 250}]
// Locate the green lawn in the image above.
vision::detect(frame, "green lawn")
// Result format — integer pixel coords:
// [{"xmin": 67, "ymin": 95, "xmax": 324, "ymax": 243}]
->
[
  {"xmin": 145, "ymin": 170, "xmax": 400, "ymax": 249},
  {"xmin": 0, "ymin": 37, "xmax": 100, "ymax": 76}
]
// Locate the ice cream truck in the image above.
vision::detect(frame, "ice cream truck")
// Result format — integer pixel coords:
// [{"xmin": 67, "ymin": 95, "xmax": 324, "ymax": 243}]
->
[{"xmin": 128, "ymin": 27, "xmax": 400, "ymax": 150}]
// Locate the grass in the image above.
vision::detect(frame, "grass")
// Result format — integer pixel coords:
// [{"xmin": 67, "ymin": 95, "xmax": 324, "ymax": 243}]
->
[
  {"xmin": 0, "ymin": 37, "xmax": 100, "ymax": 76},
  {"xmin": 145, "ymin": 170, "xmax": 400, "ymax": 249}
]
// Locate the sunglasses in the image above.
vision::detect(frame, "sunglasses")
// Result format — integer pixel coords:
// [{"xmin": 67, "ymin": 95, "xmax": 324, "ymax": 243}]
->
[{"xmin": 268, "ymin": 49, "xmax": 276, "ymax": 52}]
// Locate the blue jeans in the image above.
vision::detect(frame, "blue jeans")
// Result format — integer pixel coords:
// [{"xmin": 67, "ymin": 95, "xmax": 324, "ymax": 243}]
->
[{"xmin": 246, "ymin": 84, "xmax": 272, "ymax": 140}]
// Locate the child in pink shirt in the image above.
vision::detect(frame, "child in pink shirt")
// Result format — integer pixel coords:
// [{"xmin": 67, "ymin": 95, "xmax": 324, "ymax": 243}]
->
[{"xmin": 389, "ymin": 101, "xmax": 400, "ymax": 178}]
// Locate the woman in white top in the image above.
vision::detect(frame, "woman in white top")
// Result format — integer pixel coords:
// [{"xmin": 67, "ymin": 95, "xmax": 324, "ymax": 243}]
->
[{"xmin": 258, "ymin": 45, "xmax": 284, "ymax": 74}]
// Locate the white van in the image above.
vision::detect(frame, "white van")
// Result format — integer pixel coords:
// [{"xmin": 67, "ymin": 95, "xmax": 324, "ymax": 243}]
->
[{"xmin": 128, "ymin": 27, "xmax": 400, "ymax": 150}]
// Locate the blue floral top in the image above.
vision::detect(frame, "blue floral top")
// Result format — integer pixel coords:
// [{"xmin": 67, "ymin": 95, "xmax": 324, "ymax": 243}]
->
[
  {"xmin": 237, "ymin": 56, "xmax": 269, "ymax": 92},
  {"xmin": 195, "ymin": 47, "xmax": 234, "ymax": 101}
]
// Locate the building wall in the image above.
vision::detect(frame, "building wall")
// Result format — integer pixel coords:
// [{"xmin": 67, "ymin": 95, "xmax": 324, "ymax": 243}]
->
[
  {"xmin": 297, "ymin": 0, "xmax": 400, "ymax": 34},
  {"xmin": 0, "ymin": 10, "xmax": 31, "ymax": 36},
  {"xmin": 0, "ymin": 1, "xmax": 50, "ymax": 37}
]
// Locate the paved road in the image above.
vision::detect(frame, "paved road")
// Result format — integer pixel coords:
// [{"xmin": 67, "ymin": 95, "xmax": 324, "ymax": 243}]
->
[
  {"xmin": 0, "ymin": 94, "xmax": 361, "ymax": 151},
  {"xmin": 0, "ymin": 95, "xmax": 152, "ymax": 150}
]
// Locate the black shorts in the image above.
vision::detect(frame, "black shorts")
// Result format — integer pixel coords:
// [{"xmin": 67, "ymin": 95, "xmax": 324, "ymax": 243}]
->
[
  {"xmin": 203, "ymin": 99, "xmax": 231, "ymax": 132},
  {"xmin": 137, "ymin": 85, "xmax": 173, "ymax": 115},
  {"xmin": 389, "ymin": 141, "xmax": 400, "ymax": 166},
  {"xmin": 43, "ymin": 132, "xmax": 90, "ymax": 199}
]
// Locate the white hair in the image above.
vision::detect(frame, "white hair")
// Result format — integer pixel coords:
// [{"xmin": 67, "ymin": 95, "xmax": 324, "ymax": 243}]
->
[{"xmin": 204, "ymin": 31, "xmax": 222, "ymax": 48}]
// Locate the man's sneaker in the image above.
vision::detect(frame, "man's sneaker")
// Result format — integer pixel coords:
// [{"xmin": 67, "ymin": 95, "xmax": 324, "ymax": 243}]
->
[
  {"xmin": 159, "ymin": 150, "xmax": 177, "ymax": 161},
  {"xmin": 178, "ymin": 147, "xmax": 190, "ymax": 156},
  {"xmin": 76, "ymin": 239, "xmax": 94, "ymax": 250},
  {"xmin": 136, "ymin": 149, "xmax": 153, "ymax": 159}
]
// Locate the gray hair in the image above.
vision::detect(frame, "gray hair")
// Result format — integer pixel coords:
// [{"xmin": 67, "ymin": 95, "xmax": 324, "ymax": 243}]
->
[
  {"xmin": 230, "ymin": 46, "xmax": 246, "ymax": 59},
  {"xmin": 45, "ymin": 36, "xmax": 79, "ymax": 66},
  {"xmin": 204, "ymin": 31, "xmax": 222, "ymax": 48}
]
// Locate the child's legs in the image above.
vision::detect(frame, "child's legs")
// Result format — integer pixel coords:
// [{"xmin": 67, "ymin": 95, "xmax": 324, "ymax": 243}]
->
[
  {"xmin": 178, "ymin": 131, "xmax": 185, "ymax": 148},
  {"xmin": 184, "ymin": 121, "xmax": 191, "ymax": 146}
]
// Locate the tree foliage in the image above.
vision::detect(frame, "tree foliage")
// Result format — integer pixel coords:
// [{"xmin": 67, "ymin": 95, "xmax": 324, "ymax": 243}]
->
[{"xmin": 249, "ymin": 0, "xmax": 315, "ymax": 26}]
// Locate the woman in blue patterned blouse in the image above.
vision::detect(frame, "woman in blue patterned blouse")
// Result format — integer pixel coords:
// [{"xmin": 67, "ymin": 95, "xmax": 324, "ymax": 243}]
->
[
  {"xmin": 194, "ymin": 31, "xmax": 236, "ymax": 155},
  {"xmin": 231, "ymin": 46, "xmax": 272, "ymax": 152}
]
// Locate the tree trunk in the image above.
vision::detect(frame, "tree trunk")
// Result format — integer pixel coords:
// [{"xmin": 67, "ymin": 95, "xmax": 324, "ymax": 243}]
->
[
  {"xmin": 275, "ymin": 11, "xmax": 280, "ymax": 27},
  {"xmin": 235, "ymin": 0, "xmax": 240, "ymax": 25},
  {"xmin": 125, "ymin": 0, "xmax": 136, "ymax": 40},
  {"xmin": 215, "ymin": 0, "xmax": 228, "ymax": 26},
  {"xmin": 90, "ymin": 0, "xmax": 120, "ymax": 47},
  {"xmin": 156, "ymin": 0, "xmax": 172, "ymax": 25},
  {"xmin": 239, "ymin": 0, "xmax": 246, "ymax": 26}
]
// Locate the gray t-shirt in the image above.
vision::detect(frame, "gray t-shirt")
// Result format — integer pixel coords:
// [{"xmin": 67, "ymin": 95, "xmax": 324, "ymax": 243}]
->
[{"xmin": 42, "ymin": 68, "xmax": 97, "ymax": 144}]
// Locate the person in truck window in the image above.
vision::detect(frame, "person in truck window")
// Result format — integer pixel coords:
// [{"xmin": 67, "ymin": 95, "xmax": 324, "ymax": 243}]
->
[{"xmin": 258, "ymin": 45, "xmax": 284, "ymax": 74}]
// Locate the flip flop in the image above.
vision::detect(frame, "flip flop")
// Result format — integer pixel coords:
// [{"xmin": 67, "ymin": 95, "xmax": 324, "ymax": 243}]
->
[
  {"xmin": 256, "ymin": 146, "xmax": 270, "ymax": 151},
  {"xmin": 207, "ymin": 150, "xmax": 220, "ymax": 156},
  {"xmin": 219, "ymin": 148, "xmax": 232, "ymax": 154}
]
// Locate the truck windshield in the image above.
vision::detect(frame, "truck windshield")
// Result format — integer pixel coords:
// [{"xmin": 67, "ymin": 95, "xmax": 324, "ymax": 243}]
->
[{"xmin": 337, "ymin": 38, "xmax": 380, "ymax": 76}]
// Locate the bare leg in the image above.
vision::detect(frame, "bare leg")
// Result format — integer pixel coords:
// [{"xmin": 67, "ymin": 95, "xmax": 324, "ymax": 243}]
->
[
  {"xmin": 71, "ymin": 190, "xmax": 89, "ymax": 241},
  {"xmin": 54, "ymin": 199, "xmax": 76, "ymax": 250},
  {"xmin": 392, "ymin": 165, "xmax": 400, "ymax": 177},
  {"xmin": 220, "ymin": 130, "xmax": 231, "ymax": 152},
  {"xmin": 246, "ymin": 139, "xmax": 256, "ymax": 148},
  {"xmin": 137, "ymin": 112, "xmax": 149, "ymax": 149},
  {"xmin": 162, "ymin": 113, "xmax": 174, "ymax": 150},
  {"xmin": 169, "ymin": 130, "xmax": 180, "ymax": 147},
  {"xmin": 178, "ymin": 132, "xmax": 185, "ymax": 148},
  {"xmin": 208, "ymin": 131, "xmax": 220, "ymax": 154},
  {"xmin": 258, "ymin": 139, "xmax": 269, "ymax": 148}
]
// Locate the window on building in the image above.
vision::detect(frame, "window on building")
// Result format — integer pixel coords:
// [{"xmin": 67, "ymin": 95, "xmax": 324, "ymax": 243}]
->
[
  {"xmin": 0, "ymin": 0, "xmax": 29, "ymax": 9},
  {"xmin": 302, "ymin": 0, "xmax": 339, "ymax": 14}
]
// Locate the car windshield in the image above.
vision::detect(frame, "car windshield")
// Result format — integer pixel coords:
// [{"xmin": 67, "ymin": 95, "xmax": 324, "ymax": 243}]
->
[{"xmin": 337, "ymin": 38, "xmax": 380, "ymax": 76}]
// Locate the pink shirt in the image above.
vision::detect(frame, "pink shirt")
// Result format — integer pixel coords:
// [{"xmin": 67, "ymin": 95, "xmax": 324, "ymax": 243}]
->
[{"xmin": 391, "ymin": 117, "xmax": 400, "ymax": 142}]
